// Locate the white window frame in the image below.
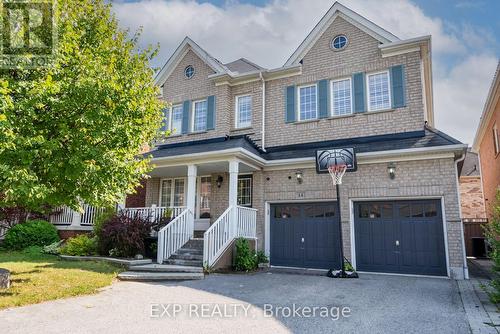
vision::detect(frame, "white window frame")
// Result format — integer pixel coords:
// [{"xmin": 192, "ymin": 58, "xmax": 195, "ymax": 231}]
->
[
  {"xmin": 235, "ymin": 94, "xmax": 252, "ymax": 129},
  {"xmin": 366, "ymin": 70, "xmax": 392, "ymax": 112},
  {"xmin": 330, "ymin": 77, "xmax": 353, "ymax": 117},
  {"xmin": 297, "ymin": 83, "xmax": 318, "ymax": 121},
  {"xmin": 169, "ymin": 104, "xmax": 183, "ymax": 135},
  {"xmin": 494, "ymin": 123, "xmax": 499, "ymax": 155},
  {"xmin": 237, "ymin": 174, "xmax": 253, "ymax": 207},
  {"xmin": 159, "ymin": 178, "xmax": 186, "ymax": 208},
  {"xmin": 191, "ymin": 99, "xmax": 208, "ymax": 133}
]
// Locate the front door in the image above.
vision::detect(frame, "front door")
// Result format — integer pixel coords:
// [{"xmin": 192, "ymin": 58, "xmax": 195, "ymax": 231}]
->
[{"xmin": 270, "ymin": 202, "xmax": 341, "ymax": 269}]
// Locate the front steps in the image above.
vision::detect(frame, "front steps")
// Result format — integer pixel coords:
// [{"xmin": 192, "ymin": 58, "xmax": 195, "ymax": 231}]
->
[{"xmin": 117, "ymin": 238, "xmax": 205, "ymax": 281}]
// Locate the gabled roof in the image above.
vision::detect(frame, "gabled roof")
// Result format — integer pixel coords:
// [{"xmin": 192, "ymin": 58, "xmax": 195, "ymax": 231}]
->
[
  {"xmin": 473, "ymin": 61, "xmax": 500, "ymax": 152},
  {"xmin": 284, "ymin": 1, "xmax": 400, "ymax": 66},
  {"xmin": 154, "ymin": 37, "xmax": 230, "ymax": 86}
]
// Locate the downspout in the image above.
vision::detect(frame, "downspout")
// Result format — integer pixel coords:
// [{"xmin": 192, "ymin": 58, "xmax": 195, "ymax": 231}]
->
[
  {"xmin": 260, "ymin": 72, "xmax": 266, "ymax": 152},
  {"xmin": 454, "ymin": 150, "xmax": 469, "ymax": 279}
]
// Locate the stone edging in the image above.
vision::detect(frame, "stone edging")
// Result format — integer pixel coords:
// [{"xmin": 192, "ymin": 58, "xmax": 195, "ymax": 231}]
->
[{"xmin": 59, "ymin": 255, "xmax": 152, "ymax": 268}]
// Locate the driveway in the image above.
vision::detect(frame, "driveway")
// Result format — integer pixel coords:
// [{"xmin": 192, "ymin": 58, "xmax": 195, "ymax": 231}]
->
[{"xmin": 0, "ymin": 272, "xmax": 469, "ymax": 334}]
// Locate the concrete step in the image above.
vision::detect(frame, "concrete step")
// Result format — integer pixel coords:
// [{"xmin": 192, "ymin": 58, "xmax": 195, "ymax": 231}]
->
[
  {"xmin": 193, "ymin": 230, "xmax": 205, "ymax": 238},
  {"xmin": 129, "ymin": 264, "xmax": 203, "ymax": 273},
  {"xmin": 183, "ymin": 238, "xmax": 204, "ymax": 250},
  {"xmin": 170, "ymin": 253, "xmax": 203, "ymax": 261},
  {"xmin": 164, "ymin": 258, "xmax": 203, "ymax": 267},
  {"xmin": 118, "ymin": 271, "xmax": 204, "ymax": 281},
  {"xmin": 176, "ymin": 248, "xmax": 203, "ymax": 255}
]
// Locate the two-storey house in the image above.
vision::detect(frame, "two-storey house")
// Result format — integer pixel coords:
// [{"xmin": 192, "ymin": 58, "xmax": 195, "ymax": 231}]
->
[{"xmin": 129, "ymin": 2, "xmax": 468, "ymax": 279}]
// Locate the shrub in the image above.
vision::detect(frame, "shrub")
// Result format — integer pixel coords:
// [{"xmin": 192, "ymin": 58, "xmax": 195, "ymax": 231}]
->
[
  {"xmin": 43, "ymin": 240, "xmax": 64, "ymax": 255},
  {"xmin": 256, "ymin": 250, "xmax": 269, "ymax": 264},
  {"xmin": 98, "ymin": 213, "xmax": 151, "ymax": 258},
  {"xmin": 60, "ymin": 234, "xmax": 97, "ymax": 256},
  {"xmin": 93, "ymin": 207, "xmax": 116, "ymax": 240},
  {"xmin": 3, "ymin": 219, "xmax": 59, "ymax": 250},
  {"xmin": 234, "ymin": 238, "xmax": 258, "ymax": 271},
  {"xmin": 484, "ymin": 190, "xmax": 500, "ymax": 303}
]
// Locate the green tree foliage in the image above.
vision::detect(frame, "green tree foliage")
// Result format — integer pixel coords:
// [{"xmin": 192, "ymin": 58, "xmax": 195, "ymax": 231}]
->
[
  {"xmin": 485, "ymin": 191, "xmax": 500, "ymax": 303},
  {"xmin": 0, "ymin": 0, "xmax": 164, "ymax": 211}
]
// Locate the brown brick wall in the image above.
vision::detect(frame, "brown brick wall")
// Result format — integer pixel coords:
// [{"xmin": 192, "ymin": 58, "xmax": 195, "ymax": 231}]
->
[
  {"xmin": 159, "ymin": 16, "xmax": 426, "ymax": 149},
  {"xmin": 479, "ymin": 94, "xmax": 500, "ymax": 217},
  {"xmin": 125, "ymin": 179, "xmax": 147, "ymax": 208},
  {"xmin": 459, "ymin": 176, "xmax": 486, "ymax": 219}
]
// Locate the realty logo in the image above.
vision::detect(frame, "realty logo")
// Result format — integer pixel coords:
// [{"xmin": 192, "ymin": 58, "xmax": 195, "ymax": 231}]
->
[{"xmin": 1, "ymin": 0, "xmax": 55, "ymax": 68}]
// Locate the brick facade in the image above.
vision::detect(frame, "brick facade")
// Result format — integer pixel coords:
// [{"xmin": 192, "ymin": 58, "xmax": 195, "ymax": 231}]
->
[
  {"xmin": 125, "ymin": 179, "xmax": 147, "ymax": 208},
  {"xmin": 459, "ymin": 176, "xmax": 486, "ymax": 219}
]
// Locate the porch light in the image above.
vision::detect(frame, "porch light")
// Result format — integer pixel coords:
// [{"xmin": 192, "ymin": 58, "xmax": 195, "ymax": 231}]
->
[
  {"xmin": 295, "ymin": 171, "xmax": 303, "ymax": 184},
  {"xmin": 387, "ymin": 163, "xmax": 396, "ymax": 179},
  {"xmin": 216, "ymin": 175, "xmax": 223, "ymax": 188}
]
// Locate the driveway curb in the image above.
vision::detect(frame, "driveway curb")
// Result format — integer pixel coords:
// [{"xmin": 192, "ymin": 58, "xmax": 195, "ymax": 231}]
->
[{"xmin": 457, "ymin": 279, "xmax": 498, "ymax": 333}]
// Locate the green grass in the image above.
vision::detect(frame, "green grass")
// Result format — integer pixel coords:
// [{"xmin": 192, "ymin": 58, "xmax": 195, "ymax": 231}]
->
[{"xmin": 0, "ymin": 249, "xmax": 123, "ymax": 309}]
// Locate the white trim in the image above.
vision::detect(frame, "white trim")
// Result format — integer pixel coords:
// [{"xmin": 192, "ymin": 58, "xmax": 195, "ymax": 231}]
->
[
  {"xmin": 330, "ymin": 77, "xmax": 353, "ymax": 117},
  {"xmin": 235, "ymin": 94, "xmax": 253, "ymax": 129},
  {"xmin": 284, "ymin": 2, "xmax": 399, "ymax": 66},
  {"xmin": 349, "ymin": 196, "xmax": 450, "ymax": 278},
  {"xmin": 366, "ymin": 70, "xmax": 392, "ymax": 112},
  {"xmin": 454, "ymin": 152, "xmax": 469, "ymax": 279},
  {"xmin": 493, "ymin": 123, "xmax": 499, "ymax": 155},
  {"xmin": 297, "ymin": 83, "xmax": 319, "ymax": 121},
  {"xmin": 191, "ymin": 98, "xmax": 208, "ymax": 133},
  {"xmin": 169, "ymin": 104, "xmax": 183, "ymax": 135}
]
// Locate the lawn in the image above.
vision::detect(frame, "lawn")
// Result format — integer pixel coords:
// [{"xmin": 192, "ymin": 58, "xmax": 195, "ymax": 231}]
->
[{"xmin": 0, "ymin": 249, "xmax": 123, "ymax": 309}]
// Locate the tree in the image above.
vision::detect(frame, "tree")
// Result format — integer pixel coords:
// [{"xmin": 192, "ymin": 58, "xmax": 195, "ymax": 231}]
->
[
  {"xmin": 485, "ymin": 191, "xmax": 500, "ymax": 303},
  {"xmin": 0, "ymin": 0, "xmax": 164, "ymax": 212}
]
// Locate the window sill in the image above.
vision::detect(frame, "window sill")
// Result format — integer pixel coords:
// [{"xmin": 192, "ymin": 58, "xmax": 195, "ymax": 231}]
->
[
  {"xmin": 187, "ymin": 130, "xmax": 209, "ymax": 136},
  {"xmin": 231, "ymin": 126, "xmax": 253, "ymax": 132},
  {"xmin": 366, "ymin": 107, "xmax": 395, "ymax": 114},
  {"xmin": 294, "ymin": 118, "xmax": 320, "ymax": 125},
  {"xmin": 327, "ymin": 113, "xmax": 356, "ymax": 121}
]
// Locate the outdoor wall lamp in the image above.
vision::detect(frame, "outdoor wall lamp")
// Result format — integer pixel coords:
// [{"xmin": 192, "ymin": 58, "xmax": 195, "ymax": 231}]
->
[
  {"xmin": 216, "ymin": 175, "xmax": 223, "ymax": 188},
  {"xmin": 295, "ymin": 171, "xmax": 303, "ymax": 184},
  {"xmin": 387, "ymin": 163, "xmax": 396, "ymax": 180}
]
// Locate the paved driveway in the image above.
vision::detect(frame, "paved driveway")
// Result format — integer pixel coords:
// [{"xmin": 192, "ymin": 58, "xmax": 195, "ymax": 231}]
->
[{"xmin": 0, "ymin": 272, "xmax": 469, "ymax": 334}]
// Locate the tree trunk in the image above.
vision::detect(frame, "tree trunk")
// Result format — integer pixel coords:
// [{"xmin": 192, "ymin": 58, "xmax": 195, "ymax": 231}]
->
[{"xmin": 0, "ymin": 268, "xmax": 10, "ymax": 289}]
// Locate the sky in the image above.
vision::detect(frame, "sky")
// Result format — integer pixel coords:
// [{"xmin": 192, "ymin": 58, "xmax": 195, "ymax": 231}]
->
[{"xmin": 111, "ymin": 0, "xmax": 500, "ymax": 145}]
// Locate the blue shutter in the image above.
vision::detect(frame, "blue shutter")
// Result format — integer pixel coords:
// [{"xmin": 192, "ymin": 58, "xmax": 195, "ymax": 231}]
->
[
  {"xmin": 285, "ymin": 86, "xmax": 296, "ymax": 123},
  {"xmin": 160, "ymin": 108, "xmax": 169, "ymax": 131},
  {"xmin": 352, "ymin": 72, "xmax": 366, "ymax": 113},
  {"xmin": 206, "ymin": 95, "xmax": 216, "ymax": 130},
  {"xmin": 391, "ymin": 65, "xmax": 406, "ymax": 108},
  {"xmin": 318, "ymin": 80, "xmax": 329, "ymax": 118},
  {"xmin": 182, "ymin": 100, "xmax": 190, "ymax": 134}
]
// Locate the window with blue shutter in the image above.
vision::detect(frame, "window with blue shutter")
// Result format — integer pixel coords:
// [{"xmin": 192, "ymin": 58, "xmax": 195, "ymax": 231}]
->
[
  {"xmin": 206, "ymin": 95, "xmax": 216, "ymax": 130},
  {"xmin": 160, "ymin": 108, "xmax": 169, "ymax": 132},
  {"xmin": 182, "ymin": 100, "xmax": 190, "ymax": 134},
  {"xmin": 352, "ymin": 72, "xmax": 366, "ymax": 113},
  {"xmin": 390, "ymin": 65, "xmax": 406, "ymax": 108},
  {"xmin": 318, "ymin": 80, "xmax": 329, "ymax": 118},
  {"xmin": 285, "ymin": 85, "xmax": 296, "ymax": 123}
]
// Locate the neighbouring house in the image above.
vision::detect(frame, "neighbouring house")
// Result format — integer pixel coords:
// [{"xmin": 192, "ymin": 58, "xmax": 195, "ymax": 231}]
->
[
  {"xmin": 459, "ymin": 149, "xmax": 488, "ymax": 257},
  {"xmin": 53, "ymin": 2, "xmax": 470, "ymax": 279},
  {"xmin": 473, "ymin": 62, "xmax": 500, "ymax": 218}
]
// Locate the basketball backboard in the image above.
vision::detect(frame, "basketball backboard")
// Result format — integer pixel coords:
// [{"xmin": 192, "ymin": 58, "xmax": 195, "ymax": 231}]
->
[{"xmin": 315, "ymin": 148, "xmax": 357, "ymax": 173}]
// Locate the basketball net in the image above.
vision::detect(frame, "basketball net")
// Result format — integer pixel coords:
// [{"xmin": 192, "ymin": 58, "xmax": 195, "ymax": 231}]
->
[{"xmin": 328, "ymin": 164, "xmax": 347, "ymax": 185}]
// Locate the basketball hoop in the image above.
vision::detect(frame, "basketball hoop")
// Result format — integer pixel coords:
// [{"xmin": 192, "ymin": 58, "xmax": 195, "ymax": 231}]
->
[{"xmin": 328, "ymin": 164, "xmax": 347, "ymax": 185}]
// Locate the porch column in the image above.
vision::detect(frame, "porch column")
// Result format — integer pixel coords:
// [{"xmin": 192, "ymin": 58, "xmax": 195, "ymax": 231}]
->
[
  {"xmin": 186, "ymin": 164, "xmax": 197, "ymax": 218},
  {"xmin": 228, "ymin": 160, "xmax": 239, "ymax": 208}
]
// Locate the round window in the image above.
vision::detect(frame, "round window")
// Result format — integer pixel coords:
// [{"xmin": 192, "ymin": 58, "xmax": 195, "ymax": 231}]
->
[
  {"xmin": 331, "ymin": 35, "xmax": 348, "ymax": 50},
  {"xmin": 184, "ymin": 65, "xmax": 195, "ymax": 79}
]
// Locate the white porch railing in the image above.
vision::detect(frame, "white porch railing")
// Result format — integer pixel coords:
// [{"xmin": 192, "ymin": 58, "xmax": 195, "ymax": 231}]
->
[
  {"xmin": 122, "ymin": 206, "xmax": 185, "ymax": 222},
  {"xmin": 81, "ymin": 204, "xmax": 107, "ymax": 226},
  {"xmin": 157, "ymin": 208, "xmax": 193, "ymax": 264},
  {"xmin": 203, "ymin": 206, "xmax": 257, "ymax": 268},
  {"xmin": 50, "ymin": 206, "xmax": 75, "ymax": 225}
]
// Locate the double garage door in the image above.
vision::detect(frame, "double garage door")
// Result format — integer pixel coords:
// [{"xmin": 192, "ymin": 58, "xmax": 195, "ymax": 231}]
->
[{"xmin": 270, "ymin": 200, "xmax": 447, "ymax": 276}]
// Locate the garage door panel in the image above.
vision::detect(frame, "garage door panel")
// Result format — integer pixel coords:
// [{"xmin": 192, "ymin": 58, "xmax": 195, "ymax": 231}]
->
[
  {"xmin": 355, "ymin": 200, "xmax": 447, "ymax": 276},
  {"xmin": 271, "ymin": 203, "xmax": 340, "ymax": 270}
]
